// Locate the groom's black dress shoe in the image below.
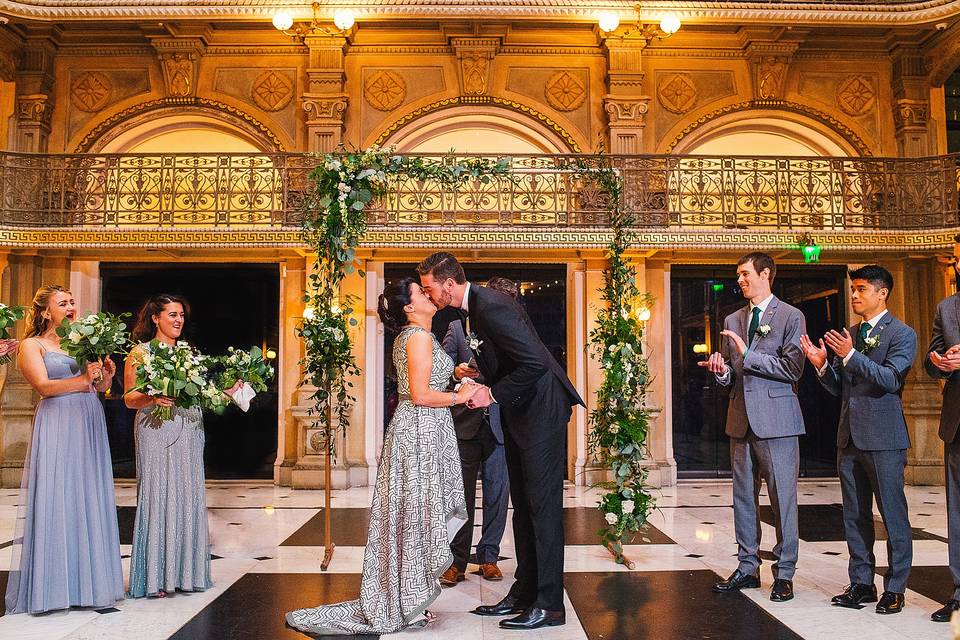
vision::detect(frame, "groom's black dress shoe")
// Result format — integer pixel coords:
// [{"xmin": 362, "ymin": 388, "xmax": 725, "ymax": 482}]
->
[
  {"xmin": 499, "ymin": 607, "xmax": 565, "ymax": 629},
  {"xmin": 831, "ymin": 583, "xmax": 878, "ymax": 607},
  {"xmin": 875, "ymin": 591, "xmax": 904, "ymax": 614},
  {"xmin": 770, "ymin": 579, "xmax": 794, "ymax": 602},
  {"xmin": 472, "ymin": 595, "xmax": 530, "ymax": 616},
  {"xmin": 931, "ymin": 599, "xmax": 960, "ymax": 622},
  {"xmin": 712, "ymin": 569, "xmax": 760, "ymax": 593}
]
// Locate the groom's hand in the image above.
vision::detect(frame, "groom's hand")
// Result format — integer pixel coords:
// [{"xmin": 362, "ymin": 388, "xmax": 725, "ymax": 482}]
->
[{"xmin": 466, "ymin": 385, "xmax": 493, "ymax": 409}]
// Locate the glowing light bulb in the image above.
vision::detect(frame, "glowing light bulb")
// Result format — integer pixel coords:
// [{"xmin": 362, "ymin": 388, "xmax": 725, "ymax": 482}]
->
[
  {"xmin": 636, "ymin": 307, "xmax": 651, "ymax": 322},
  {"xmin": 659, "ymin": 13, "xmax": 681, "ymax": 35},
  {"xmin": 272, "ymin": 11, "xmax": 294, "ymax": 31},
  {"xmin": 333, "ymin": 9, "xmax": 355, "ymax": 31},
  {"xmin": 597, "ymin": 11, "xmax": 620, "ymax": 33}
]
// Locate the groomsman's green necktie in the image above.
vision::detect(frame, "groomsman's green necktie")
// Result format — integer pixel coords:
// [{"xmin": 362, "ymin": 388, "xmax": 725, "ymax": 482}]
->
[
  {"xmin": 857, "ymin": 321, "xmax": 871, "ymax": 351},
  {"xmin": 748, "ymin": 306, "xmax": 762, "ymax": 346}
]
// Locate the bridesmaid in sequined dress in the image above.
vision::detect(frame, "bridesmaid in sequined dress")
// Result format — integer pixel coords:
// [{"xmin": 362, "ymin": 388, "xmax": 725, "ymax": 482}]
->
[
  {"xmin": 4, "ymin": 285, "xmax": 124, "ymax": 614},
  {"xmin": 123, "ymin": 294, "xmax": 213, "ymax": 599}
]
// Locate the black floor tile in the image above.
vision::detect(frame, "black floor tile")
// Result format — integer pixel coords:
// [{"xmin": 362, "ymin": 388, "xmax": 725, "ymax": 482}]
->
[
  {"xmin": 171, "ymin": 573, "xmax": 377, "ymax": 640},
  {"xmin": 563, "ymin": 508, "xmax": 675, "ymax": 545},
  {"xmin": 280, "ymin": 509, "xmax": 371, "ymax": 547},
  {"xmin": 566, "ymin": 570, "xmax": 803, "ymax": 640},
  {"xmin": 875, "ymin": 565, "xmax": 955, "ymax": 605},
  {"xmin": 117, "ymin": 505, "xmax": 137, "ymax": 545}
]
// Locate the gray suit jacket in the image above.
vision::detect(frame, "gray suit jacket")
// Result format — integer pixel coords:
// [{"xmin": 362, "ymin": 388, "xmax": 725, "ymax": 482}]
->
[
  {"xmin": 442, "ymin": 320, "xmax": 504, "ymax": 443},
  {"xmin": 717, "ymin": 296, "xmax": 806, "ymax": 439},
  {"xmin": 820, "ymin": 313, "xmax": 916, "ymax": 451},
  {"xmin": 925, "ymin": 293, "xmax": 960, "ymax": 443}
]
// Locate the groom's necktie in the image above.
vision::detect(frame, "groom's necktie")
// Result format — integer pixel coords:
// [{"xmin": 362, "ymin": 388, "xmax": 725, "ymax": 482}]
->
[
  {"xmin": 748, "ymin": 306, "xmax": 762, "ymax": 346},
  {"xmin": 856, "ymin": 321, "xmax": 871, "ymax": 351}
]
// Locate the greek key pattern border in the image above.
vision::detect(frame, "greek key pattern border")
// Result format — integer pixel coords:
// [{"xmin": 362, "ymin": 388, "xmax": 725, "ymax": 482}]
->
[{"xmin": 0, "ymin": 226, "xmax": 955, "ymax": 251}]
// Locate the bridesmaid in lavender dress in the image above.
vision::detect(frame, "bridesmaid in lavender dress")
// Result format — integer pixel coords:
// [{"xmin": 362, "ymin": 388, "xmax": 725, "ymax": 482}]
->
[{"xmin": 4, "ymin": 285, "xmax": 124, "ymax": 614}]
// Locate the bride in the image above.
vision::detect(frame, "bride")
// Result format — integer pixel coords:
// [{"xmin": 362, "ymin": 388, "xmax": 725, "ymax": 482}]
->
[{"xmin": 286, "ymin": 277, "xmax": 478, "ymax": 635}]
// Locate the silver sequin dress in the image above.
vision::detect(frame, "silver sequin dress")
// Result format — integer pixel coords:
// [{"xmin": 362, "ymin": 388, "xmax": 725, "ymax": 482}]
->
[
  {"xmin": 286, "ymin": 325, "xmax": 468, "ymax": 635},
  {"xmin": 128, "ymin": 396, "xmax": 211, "ymax": 598}
]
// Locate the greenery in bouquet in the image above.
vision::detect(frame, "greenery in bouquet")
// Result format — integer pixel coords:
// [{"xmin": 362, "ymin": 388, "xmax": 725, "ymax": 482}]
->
[
  {"xmin": 215, "ymin": 346, "xmax": 275, "ymax": 393},
  {"xmin": 0, "ymin": 303, "xmax": 26, "ymax": 365},
  {"xmin": 134, "ymin": 340, "xmax": 221, "ymax": 421},
  {"xmin": 55, "ymin": 313, "xmax": 131, "ymax": 379}
]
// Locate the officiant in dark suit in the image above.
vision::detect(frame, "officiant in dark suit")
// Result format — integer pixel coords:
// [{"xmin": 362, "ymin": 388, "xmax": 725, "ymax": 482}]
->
[
  {"xmin": 418, "ymin": 253, "xmax": 584, "ymax": 631},
  {"xmin": 802, "ymin": 265, "xmax": 915, "ymax": 615}
]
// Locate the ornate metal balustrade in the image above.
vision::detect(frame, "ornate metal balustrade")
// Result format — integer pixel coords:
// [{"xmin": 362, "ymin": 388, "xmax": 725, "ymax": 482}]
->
[{"xmin": 0, "ymin": 152, "xmax": 957, "ymax": 232}]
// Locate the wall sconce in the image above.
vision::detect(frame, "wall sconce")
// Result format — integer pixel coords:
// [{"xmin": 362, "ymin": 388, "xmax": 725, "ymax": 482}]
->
[
  {"xmin": 265, "ymin": 348, "xmax": 278, "ymax": 360},
  {"xmin": 597, "ymin": 4, "xmax": 681, "ymax": 39},
  {"xmin": 273, "ymin": 2, "xmax": 356, "ymax": 41},
  {"xmin": 635, "ymin": 306, "xmax": 651, "ymax": 322},
  {"xmin": 798, "ymin": 233, "xmax": 821, "ymax": 264},
  {"xmin": 692, "ymin": 343, "xmax": 708, "ymax": 354}
]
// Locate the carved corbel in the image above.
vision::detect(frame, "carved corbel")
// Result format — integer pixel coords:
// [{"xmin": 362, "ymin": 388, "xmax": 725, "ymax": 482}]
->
[
  {"xmin": 152, "ymin": 39, "xmax": 205, "ymax": 98},
  {"xmin": 450, "ymin": 37, "xmax": 499, "ymax": 96},
  {"xmin": 745, "ymin": 42, "xmax": 797, "ymax": 101}
]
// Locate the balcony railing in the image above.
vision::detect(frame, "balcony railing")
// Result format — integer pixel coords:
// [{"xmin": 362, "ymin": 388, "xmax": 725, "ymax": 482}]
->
[{"xmin": 0, "ymin": 152, "xmax": 958, "ymax": 231}]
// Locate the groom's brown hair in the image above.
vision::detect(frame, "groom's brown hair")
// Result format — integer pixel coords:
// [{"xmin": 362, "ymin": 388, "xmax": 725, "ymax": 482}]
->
[{"xmin": 417, "ymin": 252, "xmax": 466, "ymax": 284}]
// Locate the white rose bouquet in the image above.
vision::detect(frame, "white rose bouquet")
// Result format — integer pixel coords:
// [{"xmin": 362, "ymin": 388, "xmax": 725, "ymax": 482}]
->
[
  {"xmin": 55, "ymin": 312, "xmax": 131, "ymax": 382},
  {"xmin": 0, "ymin": 303, "xmax": 26, "ymax": 365},
  {"xmin": 209, "ymin": 346, "xmax": 275, "ymax": 412},
  {"xmin": 133, "ymin": 340, "xmax": 221, "ymax": 421}
]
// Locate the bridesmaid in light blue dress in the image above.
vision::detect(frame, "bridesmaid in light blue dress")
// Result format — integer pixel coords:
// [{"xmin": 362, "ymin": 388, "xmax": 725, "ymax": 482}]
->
[
  {"xmin": 5, "ymin": 285, "xmax": 124, "ymax": 614},
  {"xmin": 123, "ymin": 294, "xmax": 220, "ymax": 598}
]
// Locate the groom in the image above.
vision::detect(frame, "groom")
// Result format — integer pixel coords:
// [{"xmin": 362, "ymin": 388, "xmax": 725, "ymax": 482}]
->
[{"xmin": 418, "ymin": 252, "xmax": 584, "ymax": 630}]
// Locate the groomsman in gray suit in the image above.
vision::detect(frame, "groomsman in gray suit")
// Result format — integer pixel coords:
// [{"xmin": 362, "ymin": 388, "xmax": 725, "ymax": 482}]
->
[
  {"xmin": 924, "ymin": 274, "xmax": 960, "ymax": 622},
  {"xmin": 701, "ymin": 252, "xmax": 806, "ymax": 603},
  {"xmin": 802, "ymin": 265, "xmax": 915, "ymax": 615}
]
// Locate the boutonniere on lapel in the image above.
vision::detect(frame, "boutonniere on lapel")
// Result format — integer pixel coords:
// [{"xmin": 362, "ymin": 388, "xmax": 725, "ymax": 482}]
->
[
  {"xmin": 754, "ymin": 324, "xmax": 772, "ymax": 339},
  {"xmin": 467, "ymin": 332, "xmax": 483, "ymax": 353},
  {"xmin": 861, "ymin": 325, "xmax": 885, "ymax": 353}
]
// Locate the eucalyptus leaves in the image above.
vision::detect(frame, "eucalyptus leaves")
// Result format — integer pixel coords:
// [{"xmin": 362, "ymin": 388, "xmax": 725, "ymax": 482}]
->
[{"xmin": 298, "ymin": 146, "xmax": 511, "ymax": 449}]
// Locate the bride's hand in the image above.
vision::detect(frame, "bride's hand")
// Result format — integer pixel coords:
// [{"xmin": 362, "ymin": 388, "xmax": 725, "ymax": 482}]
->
[{"xmin": 455, "ymin": 382, "xmax": 482, "ymax": 404}]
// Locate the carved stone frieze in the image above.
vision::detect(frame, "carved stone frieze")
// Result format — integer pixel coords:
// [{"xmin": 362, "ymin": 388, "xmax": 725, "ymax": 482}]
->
[
  {"xmin": 451, "ymin": 37, "xmax": 499, "ymax": 96},
  {"xmin": 836, "ymin": 75, "xmax": 876, "ymax": 116},
  {"xmin": 364, "ymin": 70, "xmax": 406, "ymax": 111},
  {"xmin": 16, "ymin": 93, "xmax": 53, "ymax": 126},
  {"xmin": 251, "ymin": 70, "xmax": 294, "ymax": 112},
  {"xmin": 656, "ymin": 74, "xmax": 697, "ymax": 115},
  {"xmin": 893, "ymin": 99, "xmax": 929, "ymax": 131},
  {"xmin": 544, "ymin": 71, "xmax": 586, "ymax": 112},
  {"xmin": 604, "ymin": 96, "xmax": 649, "ymax": 124},
  {"xmin": 70, "ymin": 71, "xmax": 113, "ymax": 112}
]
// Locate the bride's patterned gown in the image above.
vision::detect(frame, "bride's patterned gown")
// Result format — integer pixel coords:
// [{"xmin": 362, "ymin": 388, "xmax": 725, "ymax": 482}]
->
[{"xmin": 286, "ymin": 325, "xmax": 468, "ymax": 635}]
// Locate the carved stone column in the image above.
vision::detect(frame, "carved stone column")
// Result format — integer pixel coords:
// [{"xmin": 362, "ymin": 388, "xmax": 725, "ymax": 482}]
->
[
  {"xmin": 603, "ymin": 38, "xmax": 649, "ymax": 154},
  {"xmin": 301, "ymin": 35, "xmax": 348, "ymax": 153},
  {"xmin": 892, "ymin": 51, "xmax": 934, "ymax": 157},
  {"xmin": 14, "ymin": 34, "xmax": 56, "ymax": 152}
]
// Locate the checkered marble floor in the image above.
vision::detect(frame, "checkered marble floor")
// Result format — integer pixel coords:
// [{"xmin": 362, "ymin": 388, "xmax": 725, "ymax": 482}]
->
[{"xmin": 0, "ymin": 480, "xmax": 955, "ymax": 639}]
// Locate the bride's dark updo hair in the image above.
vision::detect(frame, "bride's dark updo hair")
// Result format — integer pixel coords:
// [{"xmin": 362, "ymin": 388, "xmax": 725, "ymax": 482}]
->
[{"xmin": 378, "ymin": 277, "xmax": 417, "ymax": 334}]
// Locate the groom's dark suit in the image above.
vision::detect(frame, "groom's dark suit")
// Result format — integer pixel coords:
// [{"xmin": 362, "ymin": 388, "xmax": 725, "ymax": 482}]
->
[{"xmin": 464, "ymin": 283, "xmax": 583, "ymax": 611}]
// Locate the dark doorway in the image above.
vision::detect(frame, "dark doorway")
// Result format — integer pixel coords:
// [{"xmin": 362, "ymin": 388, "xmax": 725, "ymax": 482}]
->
[
  {"xmin": 671, "ymin": 265, "xmax": 845, "ymax": 478},
  {"xmin": 382, "ymin": 263, "xmax": 568, "ymax": 472},
  {"xmin": 100, "ymin": 263, "xmax": 280, "ymax": 480},
  {"xmin": 947, "ymin": 66, "xmax": 960, "ymax": 153}
]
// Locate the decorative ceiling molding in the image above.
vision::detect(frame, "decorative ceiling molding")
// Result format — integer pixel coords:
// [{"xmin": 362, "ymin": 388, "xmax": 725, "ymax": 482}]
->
[{"xmin": 2, "ymin": 0, "xmax": 960, "ymax": 26}]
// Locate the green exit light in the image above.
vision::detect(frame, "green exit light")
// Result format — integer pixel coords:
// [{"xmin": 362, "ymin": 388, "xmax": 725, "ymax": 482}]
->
[
  {"xmin": 802, "ymin": 243, "xmax": 821, "ymax": 263},
  {"xmin": 712, "ymin": 283, "xmax": 725, "ymax": 292}
]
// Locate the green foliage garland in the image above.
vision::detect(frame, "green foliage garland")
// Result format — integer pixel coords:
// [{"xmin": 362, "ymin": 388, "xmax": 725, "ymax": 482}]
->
[
  {"xmin": 583, "ymin": 159, "xmax": 656, "ymax": 563},
  {"xmin": 299, "ymin": 147, "xmax": 510, "ymax": 447}
]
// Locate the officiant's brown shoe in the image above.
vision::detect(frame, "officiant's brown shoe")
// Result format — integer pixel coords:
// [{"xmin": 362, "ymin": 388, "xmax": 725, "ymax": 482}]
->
[
  {"xmin": 440, "ymin": 566, "xmax": 465, "ymax": 586},
  {"xmin": 479, "ymin": 563, "xmax": 503, "ymax": 581}
]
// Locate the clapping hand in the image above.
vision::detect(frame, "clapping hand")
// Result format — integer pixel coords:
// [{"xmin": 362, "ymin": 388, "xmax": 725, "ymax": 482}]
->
[
  {"xmin": 0, "ymin": 338, "xmax": 18, "ymax": 359},
  {"xmin": 720, "ymin": 329, "xmax": 748, "ymax": 356},
  {"xmin": 465, "ymin": 384, "xmax": 493, "ymax": 409},
  {"xmin": 799, "ymin": 334, "xmax": 828, "ymax": 369},
  {"xmin": 697, "ymin": 352, "xmax": 729, "ymax": 376},
  {"xmin": 930, "ymin": 343, "xmax": 960, "ymax": 373},
  {"xmin": 823, "ymin": 328, "xmax": 854, "ymax": 358}
]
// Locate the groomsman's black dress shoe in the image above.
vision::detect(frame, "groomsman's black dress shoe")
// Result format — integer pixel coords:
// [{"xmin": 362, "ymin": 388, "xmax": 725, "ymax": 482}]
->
[
  {"xmin": 831, "ymin": 583, "xmax": 878, "ymax": 607},
  {"xmin": 499, "ymin": 607, "xmax": 565, "ymax": 629},
  {"xmin": 931, "ymin": 599, "xmax": 960, "ymax": 622},
  {"xmin": 875, "ymin": 591, "xmax": 904, "ymax": 614},
  {"xmin": 472, "ymin": 595, "xmax": 530, "ymax": 616},
  {"xmin": 770, "ymin": 579, "xmax": 794, "ymax": 602},
  {"xmin": 712, "ymin": 569, "xmax": 760, "ymax": 593}
]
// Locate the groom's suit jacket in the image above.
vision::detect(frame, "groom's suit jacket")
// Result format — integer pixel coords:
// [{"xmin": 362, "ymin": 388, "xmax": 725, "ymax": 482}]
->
[
  {"xmin": 465, "ymin": 284, "xmax": 584, "ymax": 449},
  {"xmin": 925, "ymin": 292, "xmax": 960, "ymax": 444},
  {"xmin": 820, "ymin": 313, "xmax": 915, "ymax": 451},
  {"xmin": 718, "ymin": 296, "xmax": 806, "ymax": 439}
]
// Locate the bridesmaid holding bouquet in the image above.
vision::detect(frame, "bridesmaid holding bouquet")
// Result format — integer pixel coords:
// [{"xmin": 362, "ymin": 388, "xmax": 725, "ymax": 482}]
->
[{"xmin": 4, "ymin": 285, "xmax": 124, "ymax": 614}]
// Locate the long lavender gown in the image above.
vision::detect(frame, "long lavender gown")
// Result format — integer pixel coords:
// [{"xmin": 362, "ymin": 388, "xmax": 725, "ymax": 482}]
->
[{"xmin": 4, "ymin": 348, "xmax": 124, "ymax": 614}]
